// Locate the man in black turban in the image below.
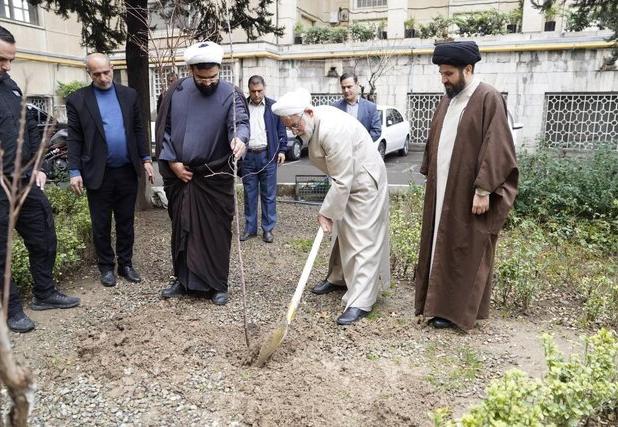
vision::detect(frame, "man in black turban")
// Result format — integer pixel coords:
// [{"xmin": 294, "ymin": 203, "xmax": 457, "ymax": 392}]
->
[{"xmin": 414, "ymin": 40, "xmax": 519, "ymax": 331}]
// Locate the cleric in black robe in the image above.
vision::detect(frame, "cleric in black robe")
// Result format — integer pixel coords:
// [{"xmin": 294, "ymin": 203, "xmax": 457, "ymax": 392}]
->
[{"xmin": 155, "ymin": 41, "xmax": 249, "ymax": 305}]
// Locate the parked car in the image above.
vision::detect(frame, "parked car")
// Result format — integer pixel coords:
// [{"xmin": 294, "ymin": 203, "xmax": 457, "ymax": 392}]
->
[
  {"xmin": 286, "ymin": 128, "xmax": 306, "ymax": 161},
  {"xmin": 375, "ymin": 106, "xmax": 410, "ymax": 158}
]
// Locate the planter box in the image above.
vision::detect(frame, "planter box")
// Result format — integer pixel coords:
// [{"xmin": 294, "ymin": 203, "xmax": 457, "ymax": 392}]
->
[
  {"xmin": 404, "ymin": 28, "xmax": 416, "ymax": 38},
  {"xmin": 544, "ymin": 21, "xmax": 556, "ymax": 32},
  {"xmin": 294, "ymin": 35, "xmax": 303, "ymax": 44}
]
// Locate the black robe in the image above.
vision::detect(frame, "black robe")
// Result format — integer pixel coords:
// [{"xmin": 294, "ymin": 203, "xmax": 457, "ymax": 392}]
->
[{"xmin": 155, "ymin": 78, "xmax": 249, "ymax": 292}]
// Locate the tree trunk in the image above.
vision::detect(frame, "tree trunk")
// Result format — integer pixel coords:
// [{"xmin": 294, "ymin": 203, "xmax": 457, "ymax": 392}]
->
[{"xmin": 124, "ymin": 0, "xmax": 151, "ymax": 210}]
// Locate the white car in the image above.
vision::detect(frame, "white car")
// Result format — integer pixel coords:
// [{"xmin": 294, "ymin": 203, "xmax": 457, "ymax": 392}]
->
[{"xmin": 376, "ymin": 106, "xmax": 410, "ymax": 158}]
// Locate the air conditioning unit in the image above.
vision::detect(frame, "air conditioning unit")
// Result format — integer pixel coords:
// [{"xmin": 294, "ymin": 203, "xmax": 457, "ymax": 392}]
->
[{"xmin": 329, "ymin": 11, "xmax": 339, "ymax": 24}]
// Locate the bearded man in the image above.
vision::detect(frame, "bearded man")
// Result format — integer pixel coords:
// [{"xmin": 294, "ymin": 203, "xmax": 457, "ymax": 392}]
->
[
  {"xmin": 415, "ymin": 41, "xmax": 518, "ymax": 330},
  {"xmin": 272, "ymin": 89, "xmax": 390, "ymax": 325},
  {"xmin": 155, "ymin": 41, "xmax": 249, "ymax": 305}
]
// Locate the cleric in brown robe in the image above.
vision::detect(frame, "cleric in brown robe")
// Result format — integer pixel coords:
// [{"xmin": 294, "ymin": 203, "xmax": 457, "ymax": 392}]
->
[
  {"xmin": 414, "ymin": 41, "xmax": 518, "ymax": 330},
  {"xmin": 154, "ymin": 41, "xmax": 249, "ymax": 305}
]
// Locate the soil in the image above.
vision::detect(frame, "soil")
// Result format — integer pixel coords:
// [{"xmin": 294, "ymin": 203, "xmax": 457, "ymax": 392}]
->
[{"xmin": 10, "ymin": 201, "xmax": 584, "ymax": 426}]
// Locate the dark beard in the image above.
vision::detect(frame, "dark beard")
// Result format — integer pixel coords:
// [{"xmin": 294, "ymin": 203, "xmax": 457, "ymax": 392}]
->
[
  {"xmin": 445, "ymin": 79, "xmax": 466, "ymax": 98},
  {"xmin": 194, "ymin": 79, "xmax": 218, "ymax": 96}
]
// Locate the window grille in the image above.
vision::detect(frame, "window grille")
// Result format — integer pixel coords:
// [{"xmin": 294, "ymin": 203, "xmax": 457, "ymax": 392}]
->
[
  {"xmin": 543, "ymin": 93, "xmax": 618, "ymax": 150},
  {"xmin": 0, "ymin": 0, "xmax": 38, "ymax": 25},
  {"xmin": 407, "ymin": 93, "xmax": 442, "ymax": 144},
  {"xmin": 356, "ymin": 0, "xmax": 387, "ymax": 8},
  {"xmin": 151, "ymin": 63, "xmax": 234, "ymax": 98},
  {"xmin": 26, "ymin": 96, "xmax": 51, "ymax": 113},
  {"xmin": 311, "ymin": 93, "xmax": 340, "ymax": 106},
  {"xmin": 407, "ymin": 92, "xmax": 509, "ymax": 144}
]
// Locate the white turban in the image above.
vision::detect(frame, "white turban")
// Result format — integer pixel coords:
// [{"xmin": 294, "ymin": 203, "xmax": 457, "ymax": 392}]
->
[
  {"xmin": 271, "ymin": 88, "xmax": 313, "ymax": 117},
  {"xmin": 184, "ymin": 41, "xmax": 224, "ymax": 65}
]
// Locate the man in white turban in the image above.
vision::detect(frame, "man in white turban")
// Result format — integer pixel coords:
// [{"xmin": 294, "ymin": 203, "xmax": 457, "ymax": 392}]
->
[
  {"xmin": 155, "ymin": 41, "xmax": 249, "ymax": 305},
  {"xmin": 272, "ymin": 89, "xmax": 390, "ymax": 325}
]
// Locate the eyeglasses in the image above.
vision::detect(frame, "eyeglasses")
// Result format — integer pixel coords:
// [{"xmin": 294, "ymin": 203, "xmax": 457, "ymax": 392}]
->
[
  {"xmin": 288, "ymin": 113, "xmax": 304, "ymax": 132},
  {"xmin": 193, "ymin": 73, "xmax": 219, "ymax": 84}
]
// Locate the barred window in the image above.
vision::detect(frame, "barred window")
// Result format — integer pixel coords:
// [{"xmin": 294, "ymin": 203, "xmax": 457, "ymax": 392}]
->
[
  {"xmin": 26, "ymin": 95, "xmax": 51, "ymax": 113},
  {"xmin": 311, "ymin": 93, "xmax": 340, "ymax": 106},
  {"xmin": 356, "ymin": 0, "xmax": 387, "ymax": 8},
  {"xmin": 407, "ymin": 93, "xmax": 442, "ymax": 144},
  {"xmin": 151, "ymin": 66, "xmax": 189, "ymax": 98},
  {"xmin": 0, "ymin": 0, "xmax": 38, "ymax": 25},
  {"xmin": 543, "ymin": 93, "xmax": 618, "ymax": 150}
]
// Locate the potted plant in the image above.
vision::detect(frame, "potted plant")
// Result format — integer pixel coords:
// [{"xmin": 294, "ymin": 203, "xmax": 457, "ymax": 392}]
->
[
  {"xmin": 506, "ymin": 7, "xmax": 522, "ymax": 33},
  {"xmin": 377, "ymin": 19, "xmax": 387, "ymax": 40},
  {"xmin": 293, "ymin": 23, "xmax": 304, "ymax": 44},
  {"xmin": 404, "ymin": 17, "xmax": 416, "ymax": 38},
  {"xmin": 543, "ymin": 4, "xmax": 558, "ymax": 32}
]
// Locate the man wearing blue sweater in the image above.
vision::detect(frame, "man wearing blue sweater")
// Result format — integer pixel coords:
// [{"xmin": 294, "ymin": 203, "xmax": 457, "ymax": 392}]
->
[{"xmin": 67, "ymin": 53, "xmax": 154, "ymax": 287}]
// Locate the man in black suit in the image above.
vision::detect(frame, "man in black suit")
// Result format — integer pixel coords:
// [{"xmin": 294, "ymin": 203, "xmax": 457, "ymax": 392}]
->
[{"xmin": 67, "ymin": 53, "xmax": 154, "ymax": 287}]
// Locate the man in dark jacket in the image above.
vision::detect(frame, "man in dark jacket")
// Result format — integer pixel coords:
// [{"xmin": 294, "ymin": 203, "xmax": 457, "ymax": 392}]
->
[
  {"xmin": 67, "ymin": 53, "xmax": 154, "ymax": 287},
  {"xmin": 0, "ymin": 25, "xmax": 80, "ymax": 333},
  {"xmin": 332, "ymin": 73, "xmax": 381, "ymax": 141},
  {"xmin": 240, "ymin": 75, "xmax": 287, "ymax": 243}
]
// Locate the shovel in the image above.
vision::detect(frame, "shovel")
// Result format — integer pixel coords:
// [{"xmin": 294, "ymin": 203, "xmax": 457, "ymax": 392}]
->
[{"xmin": 254, "ymin": 227, "xmax": 324, "ymax": 367}]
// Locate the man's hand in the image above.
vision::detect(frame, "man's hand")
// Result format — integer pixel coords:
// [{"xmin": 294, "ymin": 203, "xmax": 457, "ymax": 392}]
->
[
  {"xmin": 230, "ymin": 137, "xmax": 246, "ymax": 159},
  {"xmin": 144, "ymin": 162, "xmax": 155, "ymax": 184},
  {"xmin": 70, "ymin": 175, "xmax": 83, "ymax": 195},
  {"xmin": 169, "ymin": 162, "xmax": 193, "ymax": 183},
  {"xmin": 318, "ymin": 213, "xmax": 333, "ymax": 233},
  {"xmin": 472, "ymin": 193, "xmax": 490, "ymax": 215},
  {"xmin": 35, "ymin": 171, "xmax": 47, "ymax": 190},
  {"xmin": 277, "ymin": 152, "xmax": 286, "ymax": 165}
]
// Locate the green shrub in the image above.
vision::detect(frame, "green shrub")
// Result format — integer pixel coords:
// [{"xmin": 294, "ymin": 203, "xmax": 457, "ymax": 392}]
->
[
  {"xmin": 12, "ymin": 185, "xmax": 91, "ymax": 288},
  {"xmin": 349, "ymin": 23, "xmax": 375, "ymax": 41},
  {"xmin": 418, "ymin": 16, "xmax": 452, "ymax": 39},
  {"xmin": 57, "ymin": 81, "xmax": 88, "ymax": 99},
  {"xmin": 515, "ymin": 149, "xmax": 618, "ymax": 223},
  {"xmin": 329, "ymin": 27, "xmax": 348, "ymax": 43},
  {"xmin": 453, "ymin": 9, "xmax": 509, "ymax": 36},
  {"xmin": 389, "ymin": 185, "xmax": 424, "ymax": 278},
  {"xmin": 493, "ymin": 218, "xmax": 547, "ymax": 312},
  {"xmin": 303, "ymin": 26, "xmax": 333, "ymax": 44},
  {"xmin": 434, "ymin": 329, "xmax": 618, "ymax": 426}
]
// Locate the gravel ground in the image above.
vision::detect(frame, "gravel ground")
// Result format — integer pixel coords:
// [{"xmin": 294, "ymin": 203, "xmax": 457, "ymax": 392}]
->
[{"xmin": 9, "ymin": 201, "xmax": 583, "ymax": 426}]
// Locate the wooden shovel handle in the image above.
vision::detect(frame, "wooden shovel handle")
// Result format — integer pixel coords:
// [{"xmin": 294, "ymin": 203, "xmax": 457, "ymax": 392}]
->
[{"xmin": 286, "ymin": 227, "xmax": 324, "ymax": 323}]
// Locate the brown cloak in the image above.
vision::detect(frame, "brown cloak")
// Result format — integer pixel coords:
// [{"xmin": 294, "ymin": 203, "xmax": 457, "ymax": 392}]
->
[{"xmin": 415, "ymin": 82, "xmax": 518, "ymax": 330}]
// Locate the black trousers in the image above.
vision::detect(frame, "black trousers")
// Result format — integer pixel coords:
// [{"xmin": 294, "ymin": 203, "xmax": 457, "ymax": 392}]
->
[
  {"xmin": 0, "ymin": 184, "xmax": 57, "ymax": 317},
  {"xmin": 86, "ymin": 165, "xmax": 138, "ymax": 273}
]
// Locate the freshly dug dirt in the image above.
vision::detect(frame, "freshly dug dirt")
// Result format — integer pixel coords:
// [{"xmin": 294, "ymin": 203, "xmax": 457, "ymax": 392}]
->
[{"xmin": 11, "ymin": 202, "xmax": 581, "ymax": 426}]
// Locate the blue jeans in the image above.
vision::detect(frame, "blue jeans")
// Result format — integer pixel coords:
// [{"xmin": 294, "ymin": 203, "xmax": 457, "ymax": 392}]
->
[{"xmin": 242, "ymin": 150, "xmax": 277, "ymax": 234}]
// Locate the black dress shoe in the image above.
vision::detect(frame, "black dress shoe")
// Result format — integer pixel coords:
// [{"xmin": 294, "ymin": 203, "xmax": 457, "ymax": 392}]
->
[
  {"xmin": 211, "ymin": 292, "xmax": 228, "ymax": 305},
  {"xmin": 336, "ymin": 307, "xmax": 370, "ymax": 325},
  {"xmin": 31, "ymin": 290, "xmax": 80, "ymax": 311},
  {"xmin": 119, "ymin": 265, "xmax": 141, "ymax": 283},
  {"xmin": 100, "ymin": 270, "xmax": 116, "ymax": 287},
  {"xmin": 161, "ymin": 279, "xmax": 187, "ymax": 299},
  {"xmin": 262, "ymin": 230, "xmax": 274, "ymax": 243},
  {"xmin": 311, "ymin": 280, "xmax": 345, "ymax": 295},
  {"xmin": 7, "ymin": 311, "xmax": 35, "ymax": 333},
  {"xmin": 239, "ymin": 232, "xmax": 257, "ymax": 241},
  {"xmin": 430, "ymin": 317, "xmax": 454, "ymax": 329}
]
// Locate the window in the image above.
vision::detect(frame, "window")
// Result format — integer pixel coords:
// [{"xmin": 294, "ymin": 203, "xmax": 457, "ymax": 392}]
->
[
  {"xmin": 391, "ymin": 109, "xmax": 404, "ymax": 124},
  {"xmin": 543, "ymin": 93, "xmax": 618, "ymax": 150},
  {"xmin": 0, "ymin": 0, "xmax": 38, "ymax": 25},
  {"xmin": 356, "ymin": 0, "xmax": 387, "ymax": 8},
  {"xmin": 407, "ymin": 93, "xmax": 442, "ymax": 144},
  {"xmin": 311, "ymin": 93, "xmax": 340, "ymax": 106},
  {"xmin": 26, "ymin": 95, "xmax": 51, "ymax": 113}
]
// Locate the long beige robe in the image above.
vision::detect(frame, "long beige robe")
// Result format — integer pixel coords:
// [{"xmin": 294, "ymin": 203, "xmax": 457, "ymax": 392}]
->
[{"xmin": 309, "ymin": 106, "xmax": 390, "ymax": 311}]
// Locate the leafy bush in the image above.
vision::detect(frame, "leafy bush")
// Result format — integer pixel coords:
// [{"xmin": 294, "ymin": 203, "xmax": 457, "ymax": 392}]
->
[
  {"xmin": 12, "ymin": 185, "xmax": 92, "ymax": 288},
  {"xmin": 434, "ymin": 329, "xmax": 618, "ymax": 426},
  {"xmin": 453, "ymin": 9, "xmax": 509, "ymax": 36},
  {"xmin": 57, "ymin": 81, "xmax": 88, "ymax": 99},
  {"xmin": 418, "ymin": 16, "xmax": 452, "ymax": 39},
  {"xmin": 389, "ymin": 185, "xmax": 424, "ymax": 278},
  {"xmin": 515, "ymin": 149, "xmax": 618, "ymax": 223},
  {"xmin": 329, "ymin": 27, "xmax": 348, "ymax": 43},
  {"xmin": 303, "ymin": 26, "xmax": 334, "ymax": 44},
  {"xmin": 493, "ymin": 218, "xmax": 547, "ymax": 312},
  {"xmin": 349, "ymin": 23, "xmax": 375, "ymax": 41}
]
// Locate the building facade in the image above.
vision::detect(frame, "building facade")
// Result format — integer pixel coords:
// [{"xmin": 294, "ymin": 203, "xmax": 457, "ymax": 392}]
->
[{"xmin": 1, "ymin": 2, "xmax": 88, "ymax": 121}]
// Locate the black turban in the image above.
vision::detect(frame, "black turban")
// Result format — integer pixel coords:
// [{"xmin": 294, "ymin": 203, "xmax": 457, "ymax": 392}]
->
[{"xmin": 432, "ymin": 41, "xmax": 481, "ymax": 66}]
